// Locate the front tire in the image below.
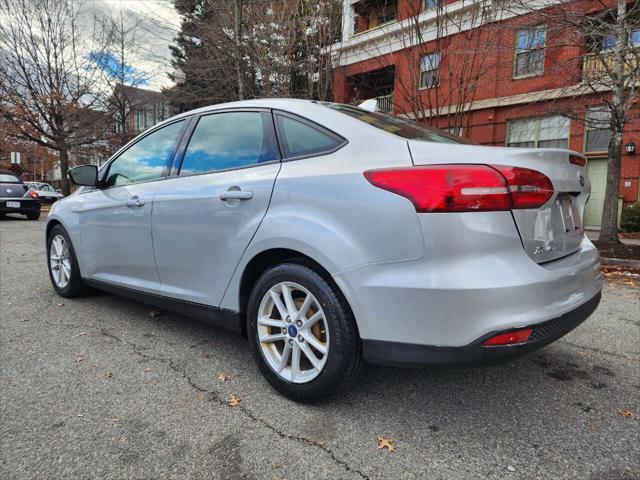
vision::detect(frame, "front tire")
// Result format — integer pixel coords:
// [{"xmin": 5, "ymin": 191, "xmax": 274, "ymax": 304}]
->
[
  {"xmin": 47, "ymin": 224, "xmax": 89, "ymax": 298},
  {"xmin": 247, "ymin": 262, "xmax": 362, "ymax": 402}
]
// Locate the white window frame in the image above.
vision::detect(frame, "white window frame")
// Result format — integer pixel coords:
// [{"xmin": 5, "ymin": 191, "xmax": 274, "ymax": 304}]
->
[
  {"xmin": 506, "ymin": 115, "xmax": 570, "ymax": 149},
  {"xmin": 419, "ymin": 52, "xmax": 441, "ymax": 89},
  {"xmin": 513, "ymin": 25, "xmax": 546, "ymax": 79}
]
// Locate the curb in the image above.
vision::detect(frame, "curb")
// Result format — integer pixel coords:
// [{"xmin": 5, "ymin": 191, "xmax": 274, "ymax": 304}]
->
[{"xmin": 601, "ymin": 257, "xmax": 640, "ymax": 269}]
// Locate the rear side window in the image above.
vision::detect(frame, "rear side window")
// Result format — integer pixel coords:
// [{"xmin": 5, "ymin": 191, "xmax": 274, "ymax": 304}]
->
[
  {"xmin": 179, "ymin": 111, "xmax": 279, "ymax": 176},
  {"xmin": 0, "ymin": 173, "xmax": 20, "ymax": 183},
  {"xmin": 276, "ymin": 115, "xmax": 343, "ymax": 159}
]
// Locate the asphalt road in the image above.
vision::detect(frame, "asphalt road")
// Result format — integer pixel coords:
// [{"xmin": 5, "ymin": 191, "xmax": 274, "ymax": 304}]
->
[{"xmin": 1, "ymin": 216, "xmax": 639, "ymax": 480}]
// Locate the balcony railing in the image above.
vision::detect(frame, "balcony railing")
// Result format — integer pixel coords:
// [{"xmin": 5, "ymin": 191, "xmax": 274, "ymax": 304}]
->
[
  {"xmin": 375, "ymin": 94, "xmax": 393, "ymax": 113},
  {"xmin": 583, "ymin": 51, "xmax": 638, "ymax": 80}
]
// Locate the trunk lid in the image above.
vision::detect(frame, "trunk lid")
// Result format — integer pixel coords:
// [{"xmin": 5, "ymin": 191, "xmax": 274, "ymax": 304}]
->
[{"xmin": 407, "ymin": 142, "xmax": 589, "ymax": 263}]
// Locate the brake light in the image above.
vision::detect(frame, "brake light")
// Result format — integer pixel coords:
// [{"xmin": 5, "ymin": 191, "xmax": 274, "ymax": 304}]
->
[
  {"xmin": 569, "ymin": 155, "xmax": 586, "ymax": 167},
  {"xmin": 482, "ymin": 328, "xmax": 533, "ymax": 346},
  {"xmin": 364, "ymin": 165, "xmax": 510, "ymax": 213},
  {"xmin": 27, "ymin": 190, "xmax": 39, "ymax": 199},
  {"xmin": 364, "ymin": 164, "xmax": 553, "ymax": 212},
  {"xmin": 490, "ymin": 165, "xmax": 553, "ymax": 209}
]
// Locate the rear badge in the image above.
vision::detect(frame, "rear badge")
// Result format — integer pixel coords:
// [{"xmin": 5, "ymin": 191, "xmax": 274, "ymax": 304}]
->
[
  {"xmin": 534, "ymin": 243, "xmax": 555, "ymax": 255},
  {"xmin": 579, "ymin": 175, "xmax": 585, "ymax": 187}
]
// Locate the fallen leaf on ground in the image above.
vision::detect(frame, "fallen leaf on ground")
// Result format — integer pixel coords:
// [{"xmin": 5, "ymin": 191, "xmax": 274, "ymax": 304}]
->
[
  {"xmin": 196, "ymin": 393, "xmax": 205, "ymax": 401},
  {"xmin": 104, "ymin": 371, "xmax": 113, "ymax": 380},
  {"xmin": 201, "ymin": 352, "xmax": 211, "ymax": 359},
  {"xmin": 507, "ymin": 465, "xmax": 516, "ymax": 472},
  {"xmin": 110, "ymin": 417, "xmax": 120, "ymax": 426},
  {"xmin": 227, "ymin": 394, "xmax": 241, "ymax": 407},
  {"xmin": 58, "ymin": 303, "xmax": 64, "ymax": 307},
  {"xmin": 76, "ymin": 332, "xmax": 89, "ymax": 337},
  {"xmin": 77, "ymin": 414, "xmax": 84, "ymax": 417},
  {"xmin": 618, "ymin": 410, "xmax": 634, "ymax": 418},
  {"xmin": 143, "ymin": 368, "xmax": 151, "ymax": 373},
  {"xmin": 119, "ymin": 436, "xmax": 128, "ymax": 444},
  {"xmin": 148, "ymin": 310, "xmax": 161, "ymax": 318},
  {"xmin": 217, "ymin": 372, "xmax": 230, "ymax": 382},
  {"xmin": 303, "ymin": 439, "xmax": 325, "ymax": 447},
  {"xmin": 74, "ymin": 352, "xmax": 84, "ymax": 363},
  {"xmin": 377, "ymin": 436, "xmax": 396, "ymax": 453}
]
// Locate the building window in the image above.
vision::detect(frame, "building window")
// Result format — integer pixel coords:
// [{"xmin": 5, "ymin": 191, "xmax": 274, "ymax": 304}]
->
[
  {"xmin": 420, "ymin": 52, "xmax": 441, "ymax": 88},
  {"xmin": 424, "ymin": 0, "xmax": 442, "ymax": 11},
  {"xmin": 514, "ymin": 25, "xmax": 546, "ymax": 78},
  {"xmin": 585, "ymin": 107, "xmax": 611, "ymax": 153},
  {"xmin": 507, "ymin": 115, "xmax": 569, "ymax": 149},
  {"xmin": 354, "ymin": 0, "xmax": 397, "ymax": 34}
]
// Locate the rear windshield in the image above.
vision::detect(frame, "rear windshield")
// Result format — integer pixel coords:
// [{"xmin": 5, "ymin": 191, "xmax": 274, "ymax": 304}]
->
[
  {"xmin": 0, "ymin": 173, "xmax": 20, "ymax": 183},
  {"xmin": 328, "ymin": 104, "xmax": 475, "ymax": 144}
]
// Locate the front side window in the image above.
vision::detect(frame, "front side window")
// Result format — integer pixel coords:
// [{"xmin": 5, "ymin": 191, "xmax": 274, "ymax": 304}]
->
[
  {"xmin": 507, "ymin": 115, "xmax": 569, "ymax": 148},
  {"xmin": 104, "ymin": 120, "xmax": 185, "ymax": 187},
  {"xmin": 514, "ymin": 25, "xmax": 546, "ymax": 77},
  {"xmin": 179, "ymin": 111, "xmax": 279, "ymax": 176},
  {"xmin": 420, "ymin": 52, "xmax": 441, "ymax": 88},
  {"xmin": 276, "ymin": 115, "xmax": 343, "ymax": 158},
  {"xmin": 585, "ymin": 107, "xmax": 611, "ymax": 153}
]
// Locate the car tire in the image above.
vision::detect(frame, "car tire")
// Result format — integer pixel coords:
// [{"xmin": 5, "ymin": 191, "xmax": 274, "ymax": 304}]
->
[
  {"xmin": 26, "ymin": 211, "xmax": 40, "ymax": 220},
  {"xmin": 47, "ymin": 224, "xmax": 90, "ymax": 298},
  {"xmin": 247, "ymin": 261, "xmax": 362, "ymax": 402}
]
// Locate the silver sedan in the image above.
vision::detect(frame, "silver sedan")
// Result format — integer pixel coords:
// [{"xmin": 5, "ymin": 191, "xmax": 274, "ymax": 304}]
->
[{"xmin": 45, "ymin": 99, "xmax": 602, "ymax": 402}]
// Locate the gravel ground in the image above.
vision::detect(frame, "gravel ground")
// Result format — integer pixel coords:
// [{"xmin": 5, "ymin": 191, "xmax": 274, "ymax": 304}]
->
[{"xmin": 1, "ymin": 216, "xmax": 639, "ymax": 480}]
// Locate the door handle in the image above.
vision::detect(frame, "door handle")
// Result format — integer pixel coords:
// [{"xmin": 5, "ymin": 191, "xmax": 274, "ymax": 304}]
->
[
  {"xmin": 219, "ymin": 190, "xmax": 253, "ymax": 201},
  {"xmin": 124, "ymin": 196, "xmax": 145, "ymax": 207}
]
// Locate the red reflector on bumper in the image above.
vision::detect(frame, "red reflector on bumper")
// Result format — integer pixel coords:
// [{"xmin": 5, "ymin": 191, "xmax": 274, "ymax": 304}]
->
[{"xmin": 482, "ymin": 328, "xmax": 533, "ymax": 347}]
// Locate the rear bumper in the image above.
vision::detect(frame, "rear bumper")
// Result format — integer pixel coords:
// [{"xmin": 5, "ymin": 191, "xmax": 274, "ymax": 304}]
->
[
  {"xmin": 362, "ymin": 291, "xmax": 601, "ymax": 367},
  {"xmin": 333, "ymin": 211, "xmax": 603, "ymax": 350},
  {"xmin": 0, "ymin": 198, "xmax": 41, "ymax": 215}
]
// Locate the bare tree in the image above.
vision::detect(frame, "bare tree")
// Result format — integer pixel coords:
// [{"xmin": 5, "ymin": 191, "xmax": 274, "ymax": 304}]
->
[
  {"xmin": 0, "ymin": 0, "xmax": 107, "ymax": 195},
  {"xmin": 92, "ymin": 10, "xmax": 150, "ymax": 147},
  {"xmin": 502, "ymin": 0, "xmax": 640, "ymax": 243}
]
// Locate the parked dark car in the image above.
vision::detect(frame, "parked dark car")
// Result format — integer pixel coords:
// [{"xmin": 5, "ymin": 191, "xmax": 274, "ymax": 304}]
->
[{"xmin": 0, "ymin": 170, "xmax": 41, "ymax": 220}]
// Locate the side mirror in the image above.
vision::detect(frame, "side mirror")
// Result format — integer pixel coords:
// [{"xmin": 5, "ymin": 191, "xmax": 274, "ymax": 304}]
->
[{"xmin": 68, "ymin": 165, "xmax": 98, "ymax": 187}]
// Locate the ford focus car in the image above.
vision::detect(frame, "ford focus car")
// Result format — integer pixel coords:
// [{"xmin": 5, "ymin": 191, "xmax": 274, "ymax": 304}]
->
[{"xmin": 45, "ymin": 99, "xmax": 602, "ymax": 402}]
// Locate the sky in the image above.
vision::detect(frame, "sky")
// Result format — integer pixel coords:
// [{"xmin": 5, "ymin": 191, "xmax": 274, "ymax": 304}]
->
[{"xmin": 83, "ymin": 0, "xmax": 181, "ymax": 91}]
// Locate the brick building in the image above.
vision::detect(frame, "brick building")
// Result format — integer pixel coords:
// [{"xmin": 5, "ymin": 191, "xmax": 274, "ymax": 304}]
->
[{"xmin": 329, "ymin": 0, "xmax": 640, "ymax": 228}]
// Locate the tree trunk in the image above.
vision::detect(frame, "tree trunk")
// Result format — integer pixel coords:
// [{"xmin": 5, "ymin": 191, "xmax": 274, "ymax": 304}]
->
[
  {"xmin": 234, "ymin": 0, "xmax": 245, "ymax": 100},
  {"xmin": 58, "ymin": 146, "xmax": 71, "ymax": 196},
  {"xmin": 599, "ymin": 131, "xmax": 622, "ymax": 244},
  {"xmin": 599, "ymin": 0, "xmax": 627, "ymax": 244}
]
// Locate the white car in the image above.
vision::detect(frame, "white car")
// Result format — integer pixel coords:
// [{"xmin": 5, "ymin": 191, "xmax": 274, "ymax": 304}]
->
[
  {"xmin": 25, "ymin": 182, "xmax": 63, "ymax": 204},
  {"xmin": 45, "ymin": 99, "xmax": 602, "ymax": 402}
]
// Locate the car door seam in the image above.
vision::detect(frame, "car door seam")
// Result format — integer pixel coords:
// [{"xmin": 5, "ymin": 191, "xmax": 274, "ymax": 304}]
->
[{"xmin": 218, "ymin": 161, "xmax": 283, "ymax": 308}]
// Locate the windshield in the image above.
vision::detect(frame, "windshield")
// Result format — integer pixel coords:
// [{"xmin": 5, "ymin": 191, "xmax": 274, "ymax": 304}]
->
[
  {"xmin": 0, "ymin": 173, "xmax": 20, "ymax": 183},
  {"xmin": 328, "ymin": 104, "xmax": 475, "ymax": 144}
]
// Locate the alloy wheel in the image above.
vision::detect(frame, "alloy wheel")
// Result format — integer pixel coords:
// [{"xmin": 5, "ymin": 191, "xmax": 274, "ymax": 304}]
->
[
  {"xmin": 49, "ymin": 234, "xmax": 71, "ymax": 288},
  {"xmin": 257, "ymin": 281, "xmax": 329, "ymax": 384}
]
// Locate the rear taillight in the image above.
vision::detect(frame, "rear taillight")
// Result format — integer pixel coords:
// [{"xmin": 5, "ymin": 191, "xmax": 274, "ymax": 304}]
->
[
  {"xmin": 569, "ymin": 155, "xmax": 586, "ymax": 167},
  {"xmin": 482, "ymin": 328, "xmax": 533, "ymax": 346},
  {"xmin": 489, "ymin": 165, "xmax": 554, "ymax": 209},
  {"xmin": 364, "ymin": 164, "xmax": 553, "ymax": 212},
  {"xmin": 27, "ymin": 190, "xmax": 39, "ymax": 199}
]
